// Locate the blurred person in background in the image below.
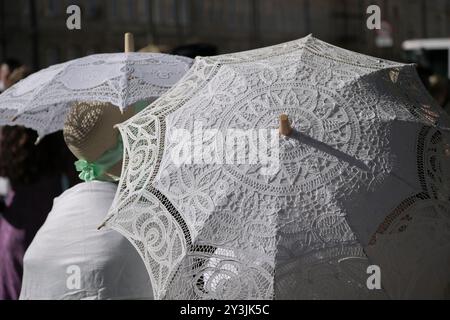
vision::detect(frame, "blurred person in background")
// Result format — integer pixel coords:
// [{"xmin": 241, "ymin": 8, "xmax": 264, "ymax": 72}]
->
[
  {"xmin": 0, "ymin": 127, "xmax": 76, "ymax": 300},
  {"xmin": 0, "ymin": 59, "xmax": 22, "ymax": 93},
  {"xmin": 0, "ymin": 60, "xmax": 78, "ymax": 300}
]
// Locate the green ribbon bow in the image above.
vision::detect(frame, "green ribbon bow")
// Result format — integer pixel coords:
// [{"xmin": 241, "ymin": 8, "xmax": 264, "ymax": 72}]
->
[
  {"xmin": 75, "ymin": 136, "xmax": 124, "ymax": 182},
  {"xmin": 75, "ymin": 160, "xmax": 101, "ymax": 182}
]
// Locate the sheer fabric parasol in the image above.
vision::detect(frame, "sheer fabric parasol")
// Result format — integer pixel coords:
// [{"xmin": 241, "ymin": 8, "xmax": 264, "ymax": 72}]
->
[
  {"xmin": 104, "ymin": 35, "xmax": 450, "ymax": 299},
  {"xmin": 0, "ymin": 51, "xmax": 192, "ymax": 138}
]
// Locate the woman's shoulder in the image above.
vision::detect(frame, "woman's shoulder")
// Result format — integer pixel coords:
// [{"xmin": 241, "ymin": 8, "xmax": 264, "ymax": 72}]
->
[
  {"xmin": 49, "ymin": 181, "xmax": 118, "ymax": 219},
  {"xmin": 56, "ymin": 181, "xmax": 118, "ymax": 202}
]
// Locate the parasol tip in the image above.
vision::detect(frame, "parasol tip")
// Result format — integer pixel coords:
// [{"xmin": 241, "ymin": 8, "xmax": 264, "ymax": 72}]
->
[
  {"xmin": 279, "ymin": 114, "xmax": 293, "ymax": 136},
  {"xmin": 125, "ymin": 32, "xmax": 135, "ymax": 53},
  {"xmin": 97, "ymin": 222, "xmax": 106, "ymax": 231},
  {"xmin": 35, "ymin": 136, "xmax": 43, "ymax": 146},
  {"xmin": 97, "ymin": 216, "xmax": 114, "ymax": 231}
]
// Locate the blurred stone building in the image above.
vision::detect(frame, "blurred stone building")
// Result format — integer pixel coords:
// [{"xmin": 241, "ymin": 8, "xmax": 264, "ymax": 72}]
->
[{"xmin": 0, "ymin": 0, "xmax": 449, "ymax": 69}]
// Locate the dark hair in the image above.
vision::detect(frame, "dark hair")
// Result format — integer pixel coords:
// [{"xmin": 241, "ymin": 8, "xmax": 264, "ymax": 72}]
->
[
  {"xmin": 0, "ymin": 126, "xmax": 66, "ymax": 186},
  {"xmin": 171, "ymin": 43, "xmax": 218, "ymax": 59}
]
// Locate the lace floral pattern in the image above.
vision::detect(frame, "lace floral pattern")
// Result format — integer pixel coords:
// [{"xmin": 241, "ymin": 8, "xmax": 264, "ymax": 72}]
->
[
  {"xmin": 365, "ymin": 126, "xmax": 450, "ymax": 298},
  {"xmin": 106, "ymin": 35, "xmax": 450, "ymax": 299},
  {"xmin": 0, "ymin": 53, "xmax": 193, "ymax": 137}
]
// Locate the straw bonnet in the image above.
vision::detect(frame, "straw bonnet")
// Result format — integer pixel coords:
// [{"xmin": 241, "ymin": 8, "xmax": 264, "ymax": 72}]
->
[{"xmin": 63, "ymin": 101, "xmax": 135, "ymax": 182}]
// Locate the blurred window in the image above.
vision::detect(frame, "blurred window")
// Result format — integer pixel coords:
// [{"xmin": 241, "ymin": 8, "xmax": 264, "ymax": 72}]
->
[
  {"xmin": 153, "ymin": 0, "xmax": 176, "ymax": 26},
  {"xmin": 153, "ymin": 0, "xmax": 161, "ymax": 24},
  {"xmin": 179, "ymin": 0, "xmax": 190, "ymax": 27},
  {"xmin": 126, "ymin": 0, "xmax": 137, "ymax": 20},
  {"xmin": 87, "ymin": 0, "xmax": 102, "ymax": 19},
  {"xmin": 44, "ymin": 0, "xmax": 61, "ymax": 17},
  {"xmin": 110, "ymin": 0, "xmax": 119, "ymax": 19},
  {"xmin": 227, "ymin": 0, "xmax": 237, "ymax": 31},
  {"xmin": 137, "ymin": 0, "xmax": 150, "ymax": 21}
]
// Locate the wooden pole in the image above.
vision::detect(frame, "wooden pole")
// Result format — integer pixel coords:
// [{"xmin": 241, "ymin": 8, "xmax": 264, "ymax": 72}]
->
[
  {"xmin": 279, "ymin": 114, "xmax": 293, "ymax": 136},
  {"xmin": 125, "ymin": 33, "xmax": 135, "ymax": 53}
]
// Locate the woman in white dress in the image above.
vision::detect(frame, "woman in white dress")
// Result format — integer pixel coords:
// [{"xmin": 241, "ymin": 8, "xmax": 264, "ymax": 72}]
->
[{"xmin": 20, "ymin": 102, "xmax": 153, "ymax": 300}]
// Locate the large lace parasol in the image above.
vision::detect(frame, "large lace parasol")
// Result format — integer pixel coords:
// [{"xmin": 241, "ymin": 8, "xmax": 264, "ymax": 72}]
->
[
  {"xmin": 0, "ymin": 52, "xmax": 192, "ymax": 138},
  {"xmin": 104, "ymin": 35, "xmax": 450, "ymax": 299}
]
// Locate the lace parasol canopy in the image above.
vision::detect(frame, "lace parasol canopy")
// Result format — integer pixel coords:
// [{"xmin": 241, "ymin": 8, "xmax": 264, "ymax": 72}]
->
[
  {"xmin": 104, "ymin": 35, "xmax": 450, "ymax": 300},
  {"xmin": 0, "ymin": 53, "xmax": 193, "ymax": 138}
]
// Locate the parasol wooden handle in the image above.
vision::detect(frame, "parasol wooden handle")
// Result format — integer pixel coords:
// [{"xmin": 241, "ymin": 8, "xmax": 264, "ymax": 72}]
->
[
  {"xmin": 125, "ymin": 32, "xmax": 135, "ymax": 53},
  {"xmin": 279, "ymin": 114, "xmax": 293, "ymax": 136}
]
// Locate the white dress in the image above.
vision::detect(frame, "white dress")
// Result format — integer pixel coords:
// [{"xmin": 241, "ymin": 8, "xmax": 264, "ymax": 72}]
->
[{"xmin": 20, "ymin": 181, "xmax": 153, "ymax": 300}]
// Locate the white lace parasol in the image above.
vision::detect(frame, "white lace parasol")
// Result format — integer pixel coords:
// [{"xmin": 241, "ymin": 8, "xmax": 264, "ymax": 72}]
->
[
  {"xmin": 0, "ymin": 53, "xmax": 193, "ymax": 138},
  {"xmin": 104, "ymin": 35, "xmax": 450, "ymax": 299}
]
